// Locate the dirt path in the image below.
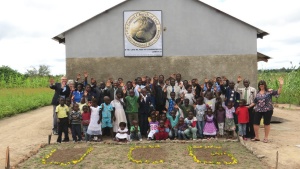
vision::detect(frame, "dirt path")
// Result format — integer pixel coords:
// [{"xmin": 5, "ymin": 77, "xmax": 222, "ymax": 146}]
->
[
  {"xmin": 0, "ymin": 105, "xmax": 299, "ymax": 168},
  {"xmin": 243, "ymin": 105, "xmax": 300, "ymax": 168},
  {"xmin": 0, "ymin": 106, "xmax": 54, "ymax": 168}
]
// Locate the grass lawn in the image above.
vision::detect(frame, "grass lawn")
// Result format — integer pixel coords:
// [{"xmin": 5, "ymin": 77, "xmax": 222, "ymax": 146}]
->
[{"xmin": 19, "ymin": 141, "xmax": 268, "ymax": 169}]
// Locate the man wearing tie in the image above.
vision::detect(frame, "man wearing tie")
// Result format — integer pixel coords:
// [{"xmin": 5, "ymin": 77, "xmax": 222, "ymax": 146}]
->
[{"xmin": 235, "ymin": 77, "xmax": 257, "ymax": 139}]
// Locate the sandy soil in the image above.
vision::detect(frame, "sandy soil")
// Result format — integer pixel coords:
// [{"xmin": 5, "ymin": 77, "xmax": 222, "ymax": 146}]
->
[
  {"xmin": 243, "ymin": 105, "xmax": 300, "ymax": 168},
  {"xmin": 0, "ymin": 105, "xmax": 299, "ymax": 168}
]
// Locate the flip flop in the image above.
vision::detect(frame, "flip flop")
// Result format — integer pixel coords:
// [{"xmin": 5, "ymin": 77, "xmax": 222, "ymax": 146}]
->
[
  {"xmin": 251, "ymin": 138, "xmax": 260, "ymax": 141},
  {"xmin": 263, "ymin": 138, "xmax": 268, "ymax": 143}
]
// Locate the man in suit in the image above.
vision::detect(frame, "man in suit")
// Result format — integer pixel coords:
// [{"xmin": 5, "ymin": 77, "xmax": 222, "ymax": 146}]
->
[
  {"xmin": 108, "ymin": 80, "xmax": 123, "ymax": 100},
  {"xmin": 50, "ymin": 76, "xmax": 70, "ymax": 135},
  {"xmin": 94, "ymin": 81, "xmax": 110, "ymax": 105},
  {"xmin": 235, "ymin": 77, "xmax": 257, "ymax": 139}
]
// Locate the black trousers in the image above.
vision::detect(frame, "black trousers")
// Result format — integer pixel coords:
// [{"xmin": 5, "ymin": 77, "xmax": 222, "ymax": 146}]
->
[
  {"xmin": 71, "ymin": 124, "xmax": 82, "ymax": 141},
  {"xmin": 57, "ymin": 117, "xmax": 69, "ymax": 142},
  {"xmin": 246, "ymin": 107, "xmax": 255, "ymax": 138}
]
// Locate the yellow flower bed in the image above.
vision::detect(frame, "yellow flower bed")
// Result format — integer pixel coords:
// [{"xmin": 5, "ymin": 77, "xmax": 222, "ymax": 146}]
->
[
  {"xmin": 127, "ymin": 145, "xmax": 164, "ymax": 164},
  {"xmin": 187, "ymin": 145, "xmax": 238, "ymax": 165},
  {"xmin": 41, "ymin": 147, "xmax": 93, "ymax": 166}
]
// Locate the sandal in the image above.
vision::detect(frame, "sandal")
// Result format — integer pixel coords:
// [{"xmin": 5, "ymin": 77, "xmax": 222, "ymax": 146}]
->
[
  {"xmin": 263, "ymin": 138, "xmax": 268, "ymax": 143},
  {"xmin": 251, "ymin": 138, "xmax": 260, "ymax": 141}
]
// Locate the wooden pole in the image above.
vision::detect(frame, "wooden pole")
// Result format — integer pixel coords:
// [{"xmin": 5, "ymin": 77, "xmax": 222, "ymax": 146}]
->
[
  {"xmin": 48, "ymin": 134, "xmax": 52, "ymax": 145},
  {"xmin": 275, "ymin": 151, "xmax": 279, "ymax": 169},
  {"xmin": 5, "ymin": 146, "xmax": 10, "ymax": 169}
]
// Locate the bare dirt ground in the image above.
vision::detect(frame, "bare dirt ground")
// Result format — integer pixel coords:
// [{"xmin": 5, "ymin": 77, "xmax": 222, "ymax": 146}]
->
[{"xmin": 0, "ymin": 105, "xmax": 299, "ymax": 168}]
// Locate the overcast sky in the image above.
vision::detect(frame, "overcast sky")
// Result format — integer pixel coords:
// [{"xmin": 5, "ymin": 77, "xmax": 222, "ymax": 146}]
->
[{"xmin": 0, "ymin": 0, "xmax": 299, "ymax": 75}]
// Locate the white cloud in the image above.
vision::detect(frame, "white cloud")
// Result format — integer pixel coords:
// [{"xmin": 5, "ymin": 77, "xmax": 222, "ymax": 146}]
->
[{"xmin": 0, "ymin": 0, "xmax": 299, "ymax": 75}]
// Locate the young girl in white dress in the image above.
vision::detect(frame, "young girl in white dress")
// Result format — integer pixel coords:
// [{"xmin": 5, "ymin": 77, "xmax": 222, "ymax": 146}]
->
[
  {"xmin": 115, "ymin": 122, "xmax": 129, "ymax": 142},
  {"xmin": 87, "ymin": 98, "xmax": 102, "ymax": 142},
  {"xmin": 111, "ymin": 90, "xmax": 128, "ymax": 132}
]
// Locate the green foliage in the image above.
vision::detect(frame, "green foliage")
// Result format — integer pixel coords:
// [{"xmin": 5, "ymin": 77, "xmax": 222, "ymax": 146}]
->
[
  {"xmin": 258, "ymin": 68, "xmax": 300, "ymax": 105},
  {"xmin": 0, "ymin": 88, "xmax": 53, "ymax": 119}
]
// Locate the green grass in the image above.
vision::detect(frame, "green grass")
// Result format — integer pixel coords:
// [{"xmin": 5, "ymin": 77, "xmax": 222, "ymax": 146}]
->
[{"xmin": 0, "ymin": 88, "xmax": 53, "ymax": 119}]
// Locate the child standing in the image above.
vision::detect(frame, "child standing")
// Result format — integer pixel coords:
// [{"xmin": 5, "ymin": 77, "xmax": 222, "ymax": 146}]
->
[
  {"xmin": 147, "ymin": 114, "xmax": 159, "ymax": 140},
  {"xmin": 112, "ymin": 90, "xmax": 128, "ymax": 133},
  {"xmin": 130, "ymin": 120, "xmax": 142, "ymax": 141},
  {"xmin": 204, "ymin": 91, "xmax": 216, "ymax": 112},
  {"xmin": 99, "ymin": 96, "xmax": 115, "ymax": 139},
  {"xmin": 223, "ymin": 101, "xmax": 236, "ymax": 140},
  {"xmin": 215, "ymin": 103, "xmax": 226, "ymax": 137},
  {"xmin": 179, "ymin": 99, "xmax": 194, "ymax": 118},
  {"xmin": 184, "ymin": 112, "xmax": 198, "ymax": 140},
  {"xmin": 124, "ymin": 89, "xmax": 139, "ymax": 128},
  {"xmin": 177, "ymin": 117, "xmax": 188, "ymax": 140},
  {"xmin": 115, "ymin": 122, "xmax": 129, "ymax": 142},
  {"xmin": 194, "ymin": 97, "xmax": 206, "ymax": 139},
  {"xmin": 203, "ymin": 108, "xmax": 217, "ymax": 139},
  {"xmin": 87, "ymin": 98, "xmax": 102, "ymax": 142},
  {"xmin": 56, "ymin": 97, "xmax": 70, "ymax": 143},
  {"xmin": 69, "ymin": 104, "xmax": 82, "ymax": 142},
  {"xmin": 236, "ymin": 99, "xmax": 249, "ymax": 140},
  {"xmin": 154, "ymin": 120, "xmax": 169, "ymax": 140},
  {"xmin": 166, "ymin": 110, "xmax": 180, "ymax": 139},
  {"xmin": 184, "ymin": 85, "xmax": 195, "ymax": 106},
  {"xmin": 166, "ymin": 92, "xmax": 176, "ymax": 115},
  {"xmin": 81, "ymin": 105, "xmax": 91, "ymax": 141}
]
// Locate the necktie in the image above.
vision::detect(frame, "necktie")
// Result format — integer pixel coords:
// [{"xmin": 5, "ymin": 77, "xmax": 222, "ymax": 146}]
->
[
  {"xmin": 244, "ymin": 88, "xmax": 248, "ymax": 101},
  {"xmin": 172, "ymin": 86, "xmax": 174, "ymax": 92}
]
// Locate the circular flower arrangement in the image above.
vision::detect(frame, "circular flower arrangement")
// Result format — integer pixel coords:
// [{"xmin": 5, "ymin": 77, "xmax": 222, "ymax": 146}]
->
[
  {"xmin": 127, "ymin": 145, "xmax": 164, "ymax": 164},
  {"xmin": 187, "ymin": 145, "xmax": 238, "ymax": 165},
  {"xmin": 41, "ymin": 147, "xmax": 93, "ymax": 166}
]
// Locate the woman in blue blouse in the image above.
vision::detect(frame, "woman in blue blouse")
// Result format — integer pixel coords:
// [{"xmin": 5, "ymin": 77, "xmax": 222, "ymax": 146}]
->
[{"xmin": 248, "ymin": 77, "xmax": 284, "ymax": 143}]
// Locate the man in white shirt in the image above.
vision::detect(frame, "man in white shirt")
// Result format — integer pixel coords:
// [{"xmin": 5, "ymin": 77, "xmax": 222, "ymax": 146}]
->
[
  {"xmin": 235, "ymin": 77, "xmax": 257, "ymax": 139},
  {"xmin": 134, "ymin": 77, "xmax": 145, "ymax": 97}
]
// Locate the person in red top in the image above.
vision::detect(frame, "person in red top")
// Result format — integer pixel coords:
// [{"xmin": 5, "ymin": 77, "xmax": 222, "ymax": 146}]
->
[
  {"xmin": 236, "ymin": 99, "xmax": 249, "ymax": 140},
  {"xmin": 81, "ymin": 105, "xmax": 91, "ymax": 141},
  {"xmin": 154, "ymin": 120, "xmax": 169, "ymax": 140},
  {"xmin": 160, "ymin": 113, "xmax": 171, "ymax": 133}
]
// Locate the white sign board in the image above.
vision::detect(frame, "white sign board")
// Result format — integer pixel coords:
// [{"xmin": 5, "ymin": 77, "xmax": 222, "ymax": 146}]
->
[{"xmin": 124, "ymin": 11, "xmax": 162, "ymax": 56}]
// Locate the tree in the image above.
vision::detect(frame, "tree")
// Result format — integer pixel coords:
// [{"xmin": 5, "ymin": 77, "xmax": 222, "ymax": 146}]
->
[
  {"xmin": 38, "ymin": 65, "xmax": 51, "ymax": 76},
  {"xmin": 25, "ymin": 65, "xmax": 51, "ymax": 77}
]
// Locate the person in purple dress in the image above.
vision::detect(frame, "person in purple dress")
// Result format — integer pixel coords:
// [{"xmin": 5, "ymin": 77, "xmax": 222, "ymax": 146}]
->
[{"xmin": 203, "ymin": 107, "xmax": 217, "ymax": 139}]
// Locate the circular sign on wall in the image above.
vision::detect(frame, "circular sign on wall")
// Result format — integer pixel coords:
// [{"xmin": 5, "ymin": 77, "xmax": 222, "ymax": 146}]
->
[{"xmin": 125, "ymin": 11, "xmax": 161, "ymax": 48}]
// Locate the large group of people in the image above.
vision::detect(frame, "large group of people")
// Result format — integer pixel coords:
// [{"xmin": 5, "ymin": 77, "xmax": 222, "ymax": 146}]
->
[{"xmin": 49, "ymin": 72, "xmax": 283, "ymax": 143}]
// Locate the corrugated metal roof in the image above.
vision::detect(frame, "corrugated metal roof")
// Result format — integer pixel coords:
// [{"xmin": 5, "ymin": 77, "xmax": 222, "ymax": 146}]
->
[{"xmin": 257, "ymin": 52, "xmax": 271, "ymax": 62}]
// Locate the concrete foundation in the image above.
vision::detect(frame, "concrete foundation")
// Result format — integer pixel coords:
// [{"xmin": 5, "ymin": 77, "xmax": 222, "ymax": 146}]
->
[{"xmin": 66, "ymin": 55, "xmax": 257, "ymax": 84}]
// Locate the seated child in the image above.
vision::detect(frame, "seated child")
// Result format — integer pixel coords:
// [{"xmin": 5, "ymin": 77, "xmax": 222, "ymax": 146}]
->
[
  {"xmin": 130, "ymin": 120, "xmax": 142, "ymax": 141},
  {"xmin": 177, "ymin": 117, "xmax": 188, "ymax": 140},
  {"xmin": 184, "ymin": 111, "xmax": 198, "ymax": 140},
  {"xmin": 160, "ymin": 113, "xmax": 171, "ymax": 133},
  {"xmin": 154, "ymin": 120, "xmax": 169, "ymax": 140},
  {"xmin": 69, "ymin": 103, "xmax": 82, "ymax": 142},
  {"xmin": 166, "ymin": 110, "xmax": 180, "ymax": 139},
  {"xmin": 203, "ymin": 107, "xmax": 218, "ymax": 139},
  {"xmin": 99, "ymin": 96, "xmax": 115, "ymax": 139},
  {"xmin": 115, "ymin": 122, "xmax": 129, "ymax": 142},
  {"xmin": 147, "ymin": 114, "xmax": 159, "ymax": 140},
  {"xmin": 81, "ymin": 105, "xmax": 91, "ymax": 141}
]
